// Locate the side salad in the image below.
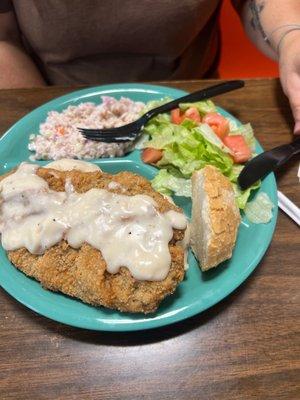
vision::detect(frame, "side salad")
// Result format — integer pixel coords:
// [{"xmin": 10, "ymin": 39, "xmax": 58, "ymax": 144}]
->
[{"xmin": 140, "ymin": 99, "xmax": 274, "ymax": 220}]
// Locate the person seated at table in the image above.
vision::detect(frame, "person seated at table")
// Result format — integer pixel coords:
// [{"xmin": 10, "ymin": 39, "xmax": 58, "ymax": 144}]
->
[{"xmin": 0, "ymin": 1, "xmax": 300, "ymax": 132}]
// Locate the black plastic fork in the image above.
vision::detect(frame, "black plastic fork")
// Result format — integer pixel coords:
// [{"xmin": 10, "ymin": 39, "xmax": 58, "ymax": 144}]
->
[
  {"xmin": 238, "ymin": 136, "xmax": 300, "ymax": 190},
  {"xmin": 78, "ymin": 80, "xmax": 245, "ymax": 143}
]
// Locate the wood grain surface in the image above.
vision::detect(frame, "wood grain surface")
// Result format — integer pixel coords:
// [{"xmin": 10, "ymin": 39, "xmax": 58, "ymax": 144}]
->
[{"xmin": 0, "ymin": 79, "xmax": 299, "ymax": 400}]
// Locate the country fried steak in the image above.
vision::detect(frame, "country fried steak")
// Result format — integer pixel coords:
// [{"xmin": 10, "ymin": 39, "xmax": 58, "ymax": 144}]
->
[{"xmin": 3, "ymin": 167, "xmax": 186, "ymax": 313}]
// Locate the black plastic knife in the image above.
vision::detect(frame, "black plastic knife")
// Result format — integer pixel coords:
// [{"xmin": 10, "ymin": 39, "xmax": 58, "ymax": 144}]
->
[{"xmin": 238, "ymin": 136, "xmax": 300, "ymax": 190}]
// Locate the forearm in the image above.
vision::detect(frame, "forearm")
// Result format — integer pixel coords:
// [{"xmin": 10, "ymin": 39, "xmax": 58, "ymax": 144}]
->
[
  {"xmin": 239, "ymin": 0, "xmax": 300, "ymax": 60},
  {"xmin": 0, "ymin": 40, "xmax": 46, "ymax": 88},
  {"xmin": 238, "ymin": 0, "xmax": 300, "ymax": 132}
]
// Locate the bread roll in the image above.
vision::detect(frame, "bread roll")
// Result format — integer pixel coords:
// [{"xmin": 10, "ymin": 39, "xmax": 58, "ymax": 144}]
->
[{"xmin": 191, "ymin": 165, "xmax": 240, "ymax": 271}]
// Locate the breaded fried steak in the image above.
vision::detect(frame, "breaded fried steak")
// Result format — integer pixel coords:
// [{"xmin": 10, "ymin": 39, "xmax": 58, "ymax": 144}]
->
[{"xmin": 1, "ymin": 166, "xmax": 187, "ymax": 313}]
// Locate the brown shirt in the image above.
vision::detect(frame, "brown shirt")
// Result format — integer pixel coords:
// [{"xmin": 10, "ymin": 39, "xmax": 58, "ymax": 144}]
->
[{"xmin": 1, "ymin": 0, "xmax": 222, "ymax": 85}]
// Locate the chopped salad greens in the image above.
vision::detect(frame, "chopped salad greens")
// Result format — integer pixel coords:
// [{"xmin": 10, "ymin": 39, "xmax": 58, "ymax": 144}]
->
[
  {"xmin": 141, "ymin": 99, "xmax": 270, "ymax": 212},
  {"xmin": 152, "ymin": 169, "xmax": 192, "ymax": 197},
  {"xmin": 244, "ymin": 192, "xmax": 274, "ymax": 224}
]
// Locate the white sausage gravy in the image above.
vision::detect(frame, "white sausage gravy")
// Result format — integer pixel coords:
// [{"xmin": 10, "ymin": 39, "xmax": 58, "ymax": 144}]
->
[
  {"xmin": 45, "ymin": 159, "xmax": 101, "ymax": 172},
  {"xmin": 0, "ymin": 163, "xmax": 187, "ymax": 281}
]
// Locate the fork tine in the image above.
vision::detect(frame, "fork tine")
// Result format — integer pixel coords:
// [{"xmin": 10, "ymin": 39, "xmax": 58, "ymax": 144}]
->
[
  {"xmin": 81, "ymin": 131, "xmax": 137, "ymax": 139},
  {"xmin": 84, "ymin": 137, "xmax": 134, "ymax": 143},
  {"xmin": 77, "ymin": 114, "xmax": 144, "ymax": 142},
  {"xmin": 78, "ymin": 121, "xmax": 140, "ymax": 136},
  {"xmin": 78, "ymin": 128, "xmax": 138, "ymax": 137},
  {"xmin": 82, "ymin": 133, "xmax": 136, "ymax": 142},
  {"xmin": 77, "ymin": 128, "xmax": 115, "ymax": 135}
]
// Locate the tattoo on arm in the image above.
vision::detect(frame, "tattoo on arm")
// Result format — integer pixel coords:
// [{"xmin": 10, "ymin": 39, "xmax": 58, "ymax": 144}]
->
[{"xmin": 248, "ymin": 0, "xmax": 271, "ymax": 46}]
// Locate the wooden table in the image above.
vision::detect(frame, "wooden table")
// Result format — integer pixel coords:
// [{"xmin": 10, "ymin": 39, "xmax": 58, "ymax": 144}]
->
[{"xmin": 0, "ymin": 79, "xmax": 299, "ymax": 400}]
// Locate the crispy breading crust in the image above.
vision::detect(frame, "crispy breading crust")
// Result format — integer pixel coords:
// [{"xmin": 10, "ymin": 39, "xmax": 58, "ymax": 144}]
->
[
  {"xmin": 191, "ymin": 165, "xmax": 240, "ymax": 271},
  {"xmin": 3, "ymin": 168, "xmax": 186, "ymax": 313}
]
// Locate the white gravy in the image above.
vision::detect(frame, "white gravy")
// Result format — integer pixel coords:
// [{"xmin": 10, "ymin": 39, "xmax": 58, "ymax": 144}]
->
[
  {"xmin": 45, "ymin": 159, "xmax": 101, "ymax": 172},
  {"xmin": 0, "ymin": 163, "xmax": 187, "ymax": 281},
  {"xmin": 107, "ymin": 181, "xmax": 123, "ymax": 190}
]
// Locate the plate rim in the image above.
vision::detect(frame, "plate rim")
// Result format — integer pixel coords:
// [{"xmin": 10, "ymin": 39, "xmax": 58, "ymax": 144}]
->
[{"xmin": 0, "ymin": 83, "xmax": 278, "ymax": 331}]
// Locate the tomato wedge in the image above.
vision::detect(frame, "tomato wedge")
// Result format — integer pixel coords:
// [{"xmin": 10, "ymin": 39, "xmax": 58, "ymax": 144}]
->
[
  {"xmin": 184, "ymin": 107, "xmax": 201, "ymax": 124},
  {"xmin": 202, "ymin": 112, "xmax": 229, "ymax": 139},
  {"xmin": 223, "ymin": 135, "xmax": 251, "ymax": 164},
  {"xmin": 141, "ymin": 148, "xmax": 163, "ymax": 164},
  {"xmin": 171, "ymin": 108, "xmax": 184, "ymax": 125},
  {"xmin": 171, "ymin": 107, "xmax": 201, "ymax": 125}
]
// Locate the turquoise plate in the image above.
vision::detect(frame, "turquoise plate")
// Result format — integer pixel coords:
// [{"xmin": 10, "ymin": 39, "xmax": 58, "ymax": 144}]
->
[{"xmin": 0, "ymin": 84, "xmax": 278, "ymax": 331}]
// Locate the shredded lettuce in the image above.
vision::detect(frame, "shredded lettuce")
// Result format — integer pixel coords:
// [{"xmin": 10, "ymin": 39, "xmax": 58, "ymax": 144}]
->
[
  {"xmin": 142, "ymin": 97, "xmax": 172, "ymax": 113},
  {"xmin": 179, "ymin": 100, "xmax": 216, "ymax": 115},
  {"xmin": 228, "ymin": 117, "xmax": 239, "ymax": 132},
  {"xmin": 227, "ymin": 164, "xmax": 244, "ymax": 183},
  {"xmin": 152, "ymin": 169, "xmax": 192, "ymax": 197},
  {"xmin": 158, "ymin": 138, "xmax": 233, "ymax": 178},
  {"xmin": 142, "ymin": 99, "xmax": 260, "ymax": 210},
  {"xmin": 195, "ymin": 123, "xmax": 232, "ymax": 154},
  {"xmin": 232, "ymin": 181, "xmax": 260, "ymax": 210},
  {"xmin": 244, "ymin": 192, "xmax": 274, "ymax": 223},
  {"xmin": 144, "ymin": 118, "xmax": 233, "ymax": 178},
  {"xmin": 134, "ymin": 132, "xmax": 150, "ymax": 150}
]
